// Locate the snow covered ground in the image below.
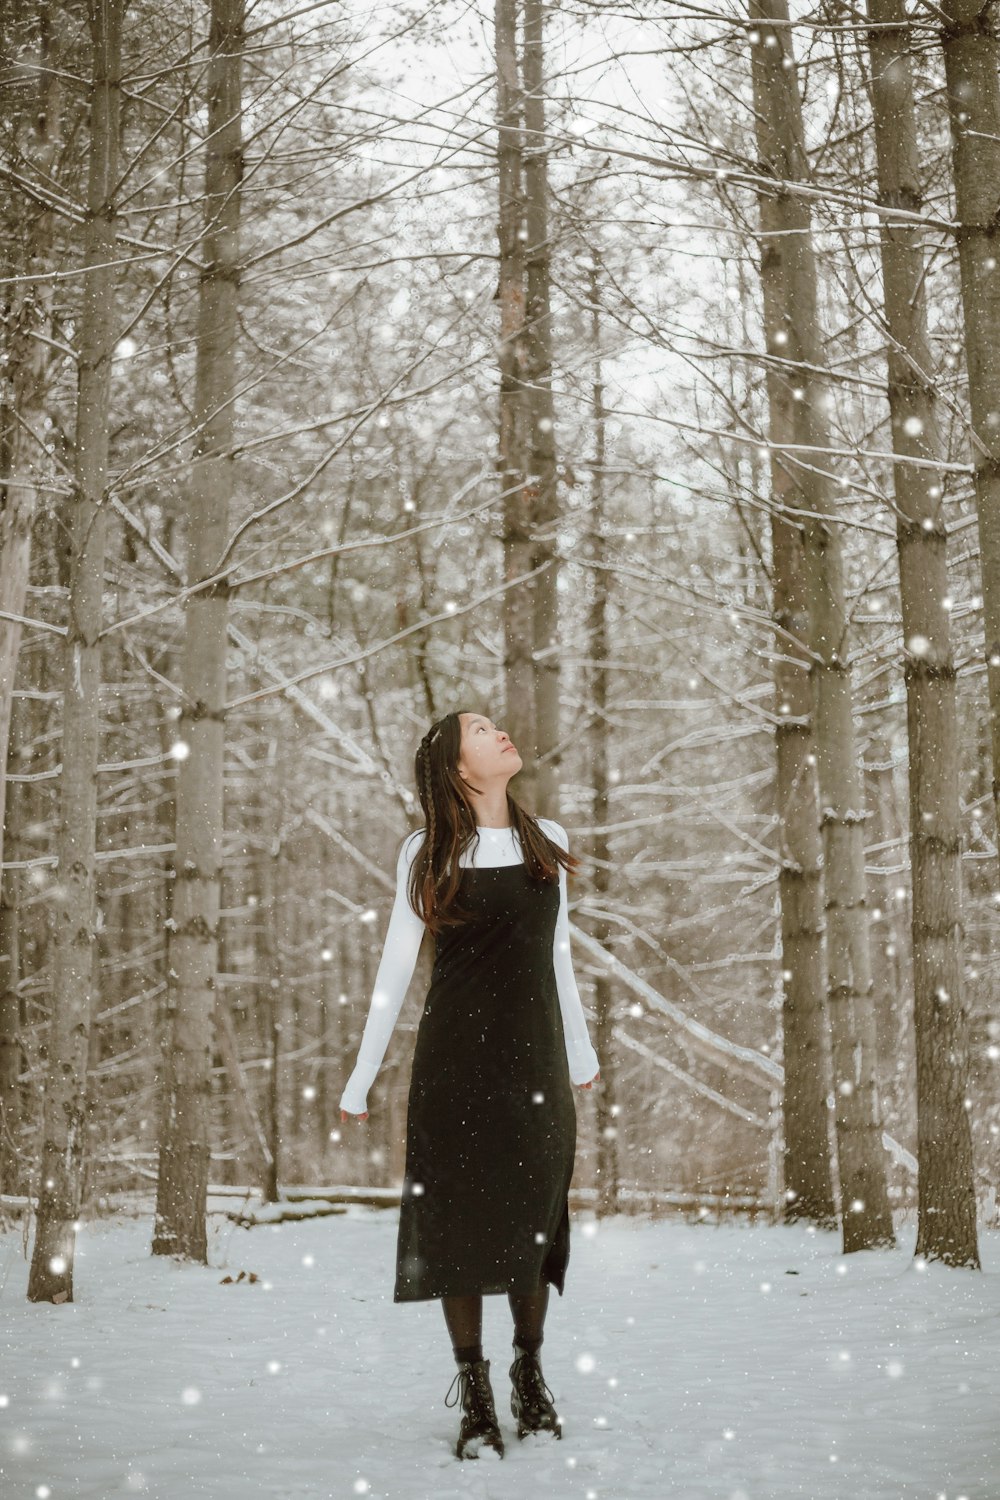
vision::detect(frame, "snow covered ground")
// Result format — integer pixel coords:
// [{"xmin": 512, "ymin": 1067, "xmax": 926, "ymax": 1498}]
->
[{"xmin": 2, "ymin": 1205, "xmax": 998, "ymax": 1499}]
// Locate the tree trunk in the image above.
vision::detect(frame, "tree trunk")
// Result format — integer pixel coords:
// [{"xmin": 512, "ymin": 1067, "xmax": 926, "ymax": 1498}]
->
[
  {"xmin": 214, "ymin": 988, "xmax": 271, "ymax": 1184},
  {"xmin": 495, "ymin": 0, "xmax": 536, "ymax": 807},
  {"xmin": 867, "ymin": 0, "xmax": 979, "ymax": 1267},
  {"xmin": 584, "ymin": 260, "xmax": 621, "ymax": 1216},
  {"xmin": 153, "ymin": 0, "xmax": 243, "ymax": 1261},
  {"xmin": 0, "ymin": 689, "xmax": 27, "ymax": 1196},
  {"xmin": 266, "ymin": 1014, "xmax": 281, "ymax": 1204},
  {"xmin": 521, "ymin": 0, "xmax": 561, "ymax": 817},
  {"xmin": 0, "ymin": 4, "xmax": 64, "ymax": 876},
  {"xmin": 260, "ymin": 831, "xmax": 280, "ymax": 1204},
  {"xmin": 938, "ymin": 1, "xmax": 1000, "ymax": 850},
  {"xmin": 749, "ymin": 45, "xmax": 836, "ymax": 1229},
  {"xmin": 27, "ymin": 0, "xmax": 124, "ymax": 1303},
  {"xmin": 748, "ymin": 0, "xmax": 895, "ymax": 1252},
  {"xmin": 863, "ymin": 737, "xmax": 914, "ymax": 1147}
]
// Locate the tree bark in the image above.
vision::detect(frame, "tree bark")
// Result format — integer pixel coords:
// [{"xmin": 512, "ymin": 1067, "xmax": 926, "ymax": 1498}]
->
[
  {"xmin": 260, "ymin": 829, "xmax": 280, "ymax": 1204},
  {"xmin": 27, "ymin": 0, "xmax": 124, "ymax": 1303},
  {"xmin": 938, "ymin": 0, "xmax": 1000, "ymax": 850},
  {"xmin": 0, "ymin": 689, "xmax": 27, "ymax": 1196},
  {"xmin": 521, "ymin": 0, "xmax": 561, "ymax": 816},
  {"xmin": 749, "ymin": 51, "xmax": 836, "ymax": 1229},
  {"xmin": 153, "ymin": 0, "xmax": 243, "ymax": 1261},
  {"xmin": 214, "ymin": 993, "xmax": 271, "ymax": 1183},
  {"xmin": 584, "ymin": 260, "xmax": 620, "ymax": 1216},
  {"xmin": 748, "ymin": 0, "xmax": 895, "ymax": 1252},
  {"xmin": 495, "ymin": 0, "xmax": 536, "ymax": 806},
  {"xmin": 863, "ymin": 737, "xmax": 914, "ymax": 1148},
  {"xmin": 867, "ymin": 0, "xmax": 979, "ymax": 1267},
  {"xmin": 0, "ymin": 4, "xmax": 64, "ymax": 876},
  {"xmin": 495, "ymin": 0, "xmax": 561, "ymax": 817}
]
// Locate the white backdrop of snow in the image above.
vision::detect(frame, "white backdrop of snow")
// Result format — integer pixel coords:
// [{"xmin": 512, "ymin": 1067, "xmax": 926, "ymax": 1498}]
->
[{"xmin": 2, "ymin": 1209, "xmax": 999, "ymax": 1499}]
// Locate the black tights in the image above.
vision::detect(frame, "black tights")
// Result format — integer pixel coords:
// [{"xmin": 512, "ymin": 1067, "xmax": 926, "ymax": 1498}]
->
[{"xmin": 443, "ymin": 1285, "xmax": 549, "ymax": 1365}]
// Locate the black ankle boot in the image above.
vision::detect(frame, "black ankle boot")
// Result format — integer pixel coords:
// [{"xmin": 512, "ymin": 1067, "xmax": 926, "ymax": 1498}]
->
[
  {"xmin": 509, "ymin": 1342, "xmax": 562, "ymax": 1439},
  {"xmin": 444, "ymin": 1356, "xmax": 505, "ymax": 1459}
]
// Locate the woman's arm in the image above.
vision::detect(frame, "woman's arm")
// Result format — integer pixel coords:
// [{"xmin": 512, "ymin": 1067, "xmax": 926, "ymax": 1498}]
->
[
  {"xmin": 542, "ymin": 819, "xmax": 601, "ymax": 1087},
  {"xmin": 339, "ymin": 831, "xmax": 426, "ymax": 1116}
]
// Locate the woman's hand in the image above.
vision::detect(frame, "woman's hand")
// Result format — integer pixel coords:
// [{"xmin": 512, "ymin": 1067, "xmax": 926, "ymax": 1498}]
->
[
  {"xmin": 340, "ymin": 1109, "xmax": 369, "ymax": 1121},
  {"xmin": 576, "ymin": 1070, "xmax": 600, "ymax": 1090}
]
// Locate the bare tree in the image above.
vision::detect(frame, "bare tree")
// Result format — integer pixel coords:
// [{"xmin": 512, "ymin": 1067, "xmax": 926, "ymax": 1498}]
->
[
  {"xmin": 0, "ymin": 688, "xmax": 29, "ymax": 1193},
  {"xmin": 749, "ymin": 0, "xmax": 895, "ymax": 1252},
  {"xmin": 153, "ymin": 0, "xmax": 244, "ymax": 1261},
  {"xmin": 866, "ymin": 0, "xmax": 979, "ymax": 1268},
  {"xmin": 521, "ymin": 0, "xmax": 561, "ymax": 815},
  {"xmin": 27, "ymin": 0, "xmax": 125, "ymax": 1303},
  {"xmin": 495, "ymin": 0, "xmax": 562, "ymax": 816},
  {"xmin": 495, "ymin": 0, "xmax": 535, "ymax": 801},
  {"xmin": 938, "ymin": 0, "xmax": 1000, "ymax": 851},
  {"xmin": 0, "ymin": 4, "xmax": 71, "ymax": 875},
  {"xmin": 583, "ymin": 257, "xmax": 620, "ymax": 1214},
  {"xmin": 753, "ymin": 163, "xmax": 835, "ymax": 1227}
]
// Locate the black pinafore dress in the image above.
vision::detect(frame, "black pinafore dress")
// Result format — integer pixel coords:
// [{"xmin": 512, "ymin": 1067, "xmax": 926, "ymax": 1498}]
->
[{"xmin": 394, "ymin": 857, "xmax": 577, "ymax": 1301}]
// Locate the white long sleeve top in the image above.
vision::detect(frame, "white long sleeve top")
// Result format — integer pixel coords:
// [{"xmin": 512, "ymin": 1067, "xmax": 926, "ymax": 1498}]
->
[{"xmin": 338, "ymin": 818, "xmax": 601, "ymax": 1115}]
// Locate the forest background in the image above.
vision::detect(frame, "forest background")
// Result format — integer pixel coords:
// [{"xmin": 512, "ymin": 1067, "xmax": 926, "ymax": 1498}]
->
[{"xmin": 2, "ymin": 0, "xmax": 998, "ymax": 1298}]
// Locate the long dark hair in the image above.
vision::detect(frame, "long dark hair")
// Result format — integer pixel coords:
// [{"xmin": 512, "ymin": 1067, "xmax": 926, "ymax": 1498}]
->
[{"xmin": 407, "ymin": 710, "xmax": 580, "ymax": 934}]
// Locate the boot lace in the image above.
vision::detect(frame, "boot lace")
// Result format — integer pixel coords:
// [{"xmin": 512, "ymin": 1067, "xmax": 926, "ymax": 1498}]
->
[
  {"xmin": 445, "ymin": 1360, "xmax": 498, "ymax": 1422},
  {"xmin": 509, "ymin": 1350, "xmax": 556, "ymax": 1413}
]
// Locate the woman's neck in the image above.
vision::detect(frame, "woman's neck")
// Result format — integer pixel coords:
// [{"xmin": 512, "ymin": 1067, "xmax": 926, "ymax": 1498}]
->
[{"xmin": 468, "ymin": 789, "xmax": 512, "ymax": 828}]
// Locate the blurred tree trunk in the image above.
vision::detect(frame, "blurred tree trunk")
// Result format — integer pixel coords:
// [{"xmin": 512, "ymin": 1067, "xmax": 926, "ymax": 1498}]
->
[
  {"xmin": 749, "ymin": 53, "xmax": 835, "ymax": 1228},
  {"xmin": 868, "ymin": 0, "xmax": 979, "ymax": 1268},
  {"xmin": 938, "ymin": 1, "xmax": 1000, "ymax": 854},
  {"xmin": 153, "ymin": 0, "xmax": 243, "ymax": 1261},
  {"xmin": 215, "ymin": 868, "xmax": 270, "ymax": 1185},
  {"xmin": 260, "ymin": 827, "xmax": 280, "ymax": 1203},
  {"xmin": 584, "ymin": 260, "xmax": 621, "ymax": 1216},
  {"xmin": 0, "ymin": 4, "xmax": 64, "ymax": 876},
  {"xmin": 0, "ymin": 691, "xmax": 28, "ymax": 1195},
  {"xmin": 863, "ymin": 737, "xmax": 913, "ymax": 1147},
  {"xmin": 215, "ymin": 990, "xmax": 271, "ymax": 1182},
  {"xmin": 28, "ymin": 0, "xmax": 124, "ymax": 1303},
  {"xmin": 749, "ymin": 0, "xmax": 895, "ymax": 1253},
  {"xmin": 313, "ymin": 828, "xmax": 333, "ymax": 1169}
]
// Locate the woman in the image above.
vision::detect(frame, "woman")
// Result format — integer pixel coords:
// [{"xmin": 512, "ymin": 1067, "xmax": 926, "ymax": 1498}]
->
[{"xmin": 339, "ymin": 710, "xmax": 600, "ymax": 1460}]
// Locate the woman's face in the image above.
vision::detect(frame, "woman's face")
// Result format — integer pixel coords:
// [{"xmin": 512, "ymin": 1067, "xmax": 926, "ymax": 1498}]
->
[{"xmin": 457, "ymin": 713, "xmax": 522, "ymax": 782}]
